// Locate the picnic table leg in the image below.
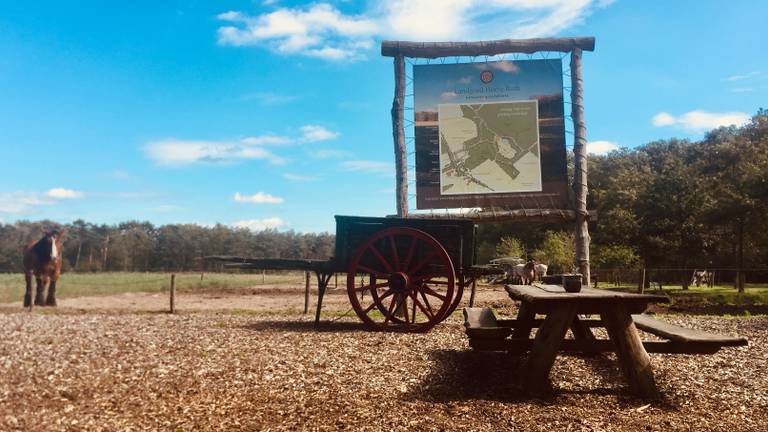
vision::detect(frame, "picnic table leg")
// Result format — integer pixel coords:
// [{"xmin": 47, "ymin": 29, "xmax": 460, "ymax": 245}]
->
[
  {"xmin": 600, "ymin": 304, "xmax": 659, "ymax": 398},
  {"xmin": 519, "ymin": 303, "xmax": 577, "ymax": 396},
  {"xmin": 512, "ymin": 302, "xmax": 536, "ymax": 339},
  {"xmin": 570, "ymin": 316, "xmax": 595, "ymax": 340}
]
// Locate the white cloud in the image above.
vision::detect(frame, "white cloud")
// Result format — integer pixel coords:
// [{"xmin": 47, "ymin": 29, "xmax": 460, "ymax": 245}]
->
[
  {"xmin": 723, "ymin": 71, "xmax": 760, "ymax": 82},
  {"xmin": 216, "ymin": 1, "xmax": 610, "ymax": 61},
  {"xmin": 300, "ymin": 125, "xmax": 339, "ymax": 142},
  {"xmin": 231, "ymin": 217, "xmax": 287, "ymax": 231},
  {"xmin": 730, "ymin": 87, "xmax": 754, "ymax": 93},
  {"xmin": 217, "ymin": 4, "xmax": 378, "ymax": 60},
  {"xmin": 586, "ymin": 140, "xmax": 619, "ymax": 155},
  {"xmin": 652, "ymin": 110, "xmax": 750, "ymax": 132},
  {"xmin": 283, "ymin": 173, "xmax": 318, "ymax": 182},
  {"xmin": 143, "ymin": 139, "xmax": 285, "ymax": 166},
  {"xmin": 339, "ymin": 160, "xmax": 393, "ymax": 175},
  {"xmin": 441, "ymin": 91, "xmax": 458, "ymax": 100},
  {"xmin": 46, "ymin": 188, "xmax": 85, "ymax": 199},
  {"xmin": 234, "ymin": 192, "xmax": 285, "ymax": 204}
]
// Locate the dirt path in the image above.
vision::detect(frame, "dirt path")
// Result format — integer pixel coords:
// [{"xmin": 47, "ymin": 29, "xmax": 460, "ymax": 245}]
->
[{"xmin": 0, "ymin": 284, "xmax": 514, "ymax": 315}]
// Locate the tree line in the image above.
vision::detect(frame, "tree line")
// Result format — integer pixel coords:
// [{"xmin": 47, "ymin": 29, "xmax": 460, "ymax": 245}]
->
[
  {"xmin": 0, "ymin": 220, "xmax": 334, "ymax": 272},
  {"xmin": 475, "ymin": 110, "xmax": 768, "ymax": 289},
  {"xmin": 1, "ymin": 111, "xmax": 766, "ymax": 283}
]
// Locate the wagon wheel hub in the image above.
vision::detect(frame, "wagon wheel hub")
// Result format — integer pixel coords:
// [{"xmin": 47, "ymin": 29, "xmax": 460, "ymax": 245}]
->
[{"xmin": 388, "ymin": 272, "xmax": 411, "ymax": 293}]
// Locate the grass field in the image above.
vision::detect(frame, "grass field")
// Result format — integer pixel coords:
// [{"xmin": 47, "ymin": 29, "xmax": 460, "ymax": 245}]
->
[
  {"xmin": 600, "ymin": 283, "xmax": 768, "ymax": 313},
  {"xmin": 0, "ymin": 271, "xmax": 311, "ymax": 304}
]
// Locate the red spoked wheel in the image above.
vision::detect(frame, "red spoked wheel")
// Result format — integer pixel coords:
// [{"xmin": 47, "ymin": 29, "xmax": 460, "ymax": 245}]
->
[{"xmin": 346, "ymin": 227, "xmax": 455, "ymax": 332}]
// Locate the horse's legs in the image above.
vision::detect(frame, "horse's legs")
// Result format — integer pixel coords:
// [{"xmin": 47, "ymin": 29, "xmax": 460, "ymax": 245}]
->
[
  {"xmin": 46, "ymin": 275, "xmax": 58, "ymax": 306},
  {"xmin": 23, "ymin": 271, "xmax": 33, "ymax": 308},
  {"xmin": 34, "ymin": 275, "xmax": 46, "ymax": 306}
]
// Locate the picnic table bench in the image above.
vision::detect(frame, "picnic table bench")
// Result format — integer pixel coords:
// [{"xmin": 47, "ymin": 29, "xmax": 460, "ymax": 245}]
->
[{"xmin": 463, "ymin": 283, "xmax": 748, "ymax": 398}]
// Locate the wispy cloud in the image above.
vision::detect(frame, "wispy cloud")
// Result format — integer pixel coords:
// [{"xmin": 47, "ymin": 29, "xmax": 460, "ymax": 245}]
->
[
  {"xmin": 143, "ymin": 139, "xmax": 285, "ymax": 167},
  {"xmin": 233, "ymin": 192, "xmax": 285, "ymax": 204},
  {"xmin": 723, "ymin": 71, "xmax": 760, "ymax": 82},
  {"xmin": 339, "ymin": 160, "xmax": 393, "ymax": 175},
  {"xmin": 310, "ymin": 149, "xmax": 352, "ymax": 159},
  {"xmin": 283, "ymin": 173, "xmax": 318, "ymax": 182},
  {"xmin": 144, "ymin": 124, "xmax": 339, "ymax": 167},
  {"xmin": 231, "ymin": 217, "xmax": 287, "ymax": 231},
  {"xmin": 216, "ymin": 1, "xmax": 611, "ymax": 61},
  {"xmin": 0, "ymin": 188, "xmax": 84, "ymax": 214},
  {"xmin": 239, "ymin": 91, "xmax": 300, "ymax": 106},
  {"xmin": 652, "ymin": 110, "xmax": 750, "ymax": 132},
  {"xmin": 586, "ymin": 140, "xmax": 619, "ymax": 155},
  {"xmin": 730, "ymin": 87, "xmax": 754, "ymax": 93},
  {"xmin": 0, "ymin": 192, "xmax": 53, "ymax": 214}
]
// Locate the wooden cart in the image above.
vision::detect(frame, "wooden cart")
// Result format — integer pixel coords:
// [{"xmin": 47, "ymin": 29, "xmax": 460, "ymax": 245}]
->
[{"xmin": 208, "ymin": 215, "xmax": 500, "ymax": 332}]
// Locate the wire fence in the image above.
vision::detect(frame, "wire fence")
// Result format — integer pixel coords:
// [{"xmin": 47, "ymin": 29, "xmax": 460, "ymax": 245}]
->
[{"xmin": 592, "ymin": 268, "xmax": 768, "ymax": 289}]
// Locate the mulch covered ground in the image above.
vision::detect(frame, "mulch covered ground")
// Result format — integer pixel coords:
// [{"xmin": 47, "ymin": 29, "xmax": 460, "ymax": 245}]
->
[{"xmin": 0, "ymin": 309, "xmax": 765, "ymax": 431}]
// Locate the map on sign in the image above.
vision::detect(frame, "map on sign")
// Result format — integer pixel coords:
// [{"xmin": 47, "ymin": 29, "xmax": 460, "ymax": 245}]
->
[{"xmin": 438, "ymin": 100, "xmax": 542, "ymax": 195}]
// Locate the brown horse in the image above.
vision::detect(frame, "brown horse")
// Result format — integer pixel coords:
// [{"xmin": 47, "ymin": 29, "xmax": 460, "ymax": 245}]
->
[{"xmin": 22, "ymin": 229, "xmax": 65, "ymax": 308}]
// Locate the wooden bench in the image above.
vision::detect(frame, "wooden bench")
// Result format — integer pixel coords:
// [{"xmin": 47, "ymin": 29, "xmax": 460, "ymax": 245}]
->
[
  {"xmin": 464, "ymin": 307, "xmax": 748, "ymax": 355},
  {"xmin": 631, "ymin": 314, "xmax": 748, "ymax": 354}
]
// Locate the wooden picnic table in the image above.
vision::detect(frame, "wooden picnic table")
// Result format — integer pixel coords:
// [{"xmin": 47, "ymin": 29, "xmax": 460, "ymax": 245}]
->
[{"xmin": 505, "ymin": 284, "xmax": 669, "ymax": 398}]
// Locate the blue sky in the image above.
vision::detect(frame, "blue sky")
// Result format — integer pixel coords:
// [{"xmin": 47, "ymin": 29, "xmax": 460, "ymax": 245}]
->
[{"xmin": 1, "ymin": 1, "xmax": 766, "ymax": 233}]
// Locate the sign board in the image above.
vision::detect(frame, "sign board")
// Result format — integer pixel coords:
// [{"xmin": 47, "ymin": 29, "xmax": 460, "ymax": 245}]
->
[{"xmin": 413, "ymin": 59, "xmax": 569, "ymax": 209}]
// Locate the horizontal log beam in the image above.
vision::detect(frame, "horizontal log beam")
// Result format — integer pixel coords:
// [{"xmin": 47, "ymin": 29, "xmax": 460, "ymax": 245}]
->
[
  {"xmin": 390, "ymin": 209, "xmax": 597, "ymax": 223},
  {"xmin": 381, "ymin": 37, "xmax": 595, "ymax": 58}
]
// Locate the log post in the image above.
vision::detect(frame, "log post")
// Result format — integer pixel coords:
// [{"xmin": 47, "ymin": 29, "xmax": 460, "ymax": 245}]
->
[
  {"xmin": 169, "ymin": 273, "xmax": 176, "ymax": 314},
  {"xmin": 391, "ymin": 54, "xmax": 408, "ymax": 217},
  {"xmin": 304, "ymin": 271, "xmax": 310, "ymax": 314},
  {"xmin": 468, "ymin": 279, "xmax": 477, "ymax": 307},
  {"xmin": 570, "ymin": 47, "xmax": 590, "ymax": 286}
]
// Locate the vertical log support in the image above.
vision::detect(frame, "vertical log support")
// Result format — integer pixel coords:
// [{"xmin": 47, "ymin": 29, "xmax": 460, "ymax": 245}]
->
[
  {"xmin": 304, "ymin": 271, "xmax": 310, "ymax": 314},
  {"xmin": 169, "ymin": 273, "xmax": 176, "ymax": 314},
  {"xmin": 570, "ymin": 48, "xmax": 591, "ymax": 285},
  {"xmin": 392, "ymin": 55, "xmax": 408, "ymax": 217}
]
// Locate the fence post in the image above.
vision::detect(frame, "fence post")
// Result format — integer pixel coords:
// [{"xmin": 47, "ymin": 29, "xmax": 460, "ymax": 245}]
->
[
  {"xmin": 639, "ymin": 268, "xmax": 646, "ymax": 294},
  {"xmin": 170, "ymin": 273, "xmax": 176, "ymax": 314},
  {"xmin": 262, "ymin": 269, "xmax": 266, "ymax": 284},
  {"xmin": 304, "ymin": 271, "xmax": 310, "ymax": 314}
]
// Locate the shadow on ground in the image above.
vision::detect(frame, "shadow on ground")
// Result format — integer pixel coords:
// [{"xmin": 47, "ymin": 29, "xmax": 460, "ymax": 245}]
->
[
  {"xmin": 407, "ymin": 349, "xmax": 679, "ymax": 408},
  {"xmin": 241, "ymin": 319, "xmax": 371, "ymax": 333}
]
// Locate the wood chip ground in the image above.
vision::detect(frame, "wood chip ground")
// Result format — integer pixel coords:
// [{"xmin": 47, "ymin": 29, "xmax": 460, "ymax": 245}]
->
[{"xmin": 0, "ymin": 288, "xmax": 765, "ymax": 431}]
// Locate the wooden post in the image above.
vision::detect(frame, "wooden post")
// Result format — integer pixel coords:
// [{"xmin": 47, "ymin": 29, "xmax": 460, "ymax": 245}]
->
[
  {"xmin": 391, "ymin": 54, "xmax": 408, "ymax": 217},
  {"xmin": 304, "ymin": 271, "xmax": 310, "ymax": 314},
  {"xmin": 262, "ymin": 269, "xmax": 266, "ymax": 284},
  {"xmin": 170, "ymin": 273, "xmax": 176, "ymax": 314},
  {"xmin": 639, "ymin": 268, "xmax": 646, "ymax": 294},
  {"xmin": 468, "ymin": 279, "xmax": 477, "ymax": 307},
  {"xmin": 570, "ymin": 47, "xmax": 590, "ymax": 286}
]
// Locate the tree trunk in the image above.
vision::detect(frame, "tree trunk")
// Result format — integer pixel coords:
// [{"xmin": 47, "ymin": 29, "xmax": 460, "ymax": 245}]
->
[{"xmin": 737, "ymin": 218, "xmax": 745, "ymax": 293}]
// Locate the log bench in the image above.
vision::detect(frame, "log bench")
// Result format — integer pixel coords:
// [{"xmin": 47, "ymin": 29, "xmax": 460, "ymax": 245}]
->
[{"xmin": 463, "ymin": 307, "xmax": 748, "ymax": 355}]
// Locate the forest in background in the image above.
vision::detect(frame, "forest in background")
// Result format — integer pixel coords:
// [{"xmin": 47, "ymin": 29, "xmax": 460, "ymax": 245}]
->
[{"xmin": 1, "ymin": 111, "xmax": 766, "ymax": 277}]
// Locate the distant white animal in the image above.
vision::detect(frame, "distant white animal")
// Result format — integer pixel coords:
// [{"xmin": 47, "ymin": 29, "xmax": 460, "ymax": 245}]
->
[{"xmin": 534, "ymin": 263, "xmax": 548, "ymax": 281}]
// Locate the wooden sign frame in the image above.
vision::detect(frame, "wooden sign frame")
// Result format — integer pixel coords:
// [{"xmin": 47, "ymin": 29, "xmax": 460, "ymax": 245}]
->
[{"xmin": 380, "ymin": 36, "xmax": 595, "ymax": 283}]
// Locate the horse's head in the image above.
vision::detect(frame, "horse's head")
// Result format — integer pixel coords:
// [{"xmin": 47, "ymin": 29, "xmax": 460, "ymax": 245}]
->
[{"xmin": 40, "ymin": 229, "xmax": 65, "ymax": 261}]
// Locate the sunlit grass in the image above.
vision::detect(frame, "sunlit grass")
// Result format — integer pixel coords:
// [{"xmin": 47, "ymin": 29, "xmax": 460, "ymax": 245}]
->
[{"xmin": 0, "ymin": 271, "xmax": 313, "ymax": 303}]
